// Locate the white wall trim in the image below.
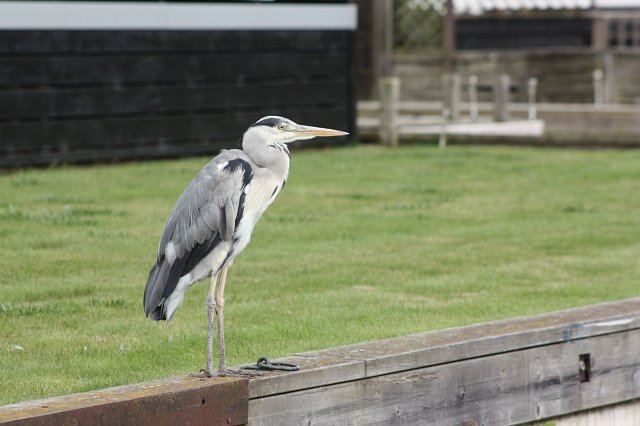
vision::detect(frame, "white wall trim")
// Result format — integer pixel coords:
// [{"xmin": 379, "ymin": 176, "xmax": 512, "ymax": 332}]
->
[{"xmin": 0, "ymin": 2, "xmax": 357, "ymax": 30}]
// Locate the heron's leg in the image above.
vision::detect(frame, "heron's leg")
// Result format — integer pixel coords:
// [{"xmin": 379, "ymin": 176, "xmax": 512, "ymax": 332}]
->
[
  {"xmin": 205, "ymin": 271, "xmax": 220, "ymax": 377},
  {"xmin": 215, "ymin": 265, "xmax": 230, "ymax": 372}
]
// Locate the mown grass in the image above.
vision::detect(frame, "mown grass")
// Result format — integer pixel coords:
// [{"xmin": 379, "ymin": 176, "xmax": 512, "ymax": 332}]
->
[{"xmin": 1, "ymin": 144, "xmax": 639, "ymax": 404}]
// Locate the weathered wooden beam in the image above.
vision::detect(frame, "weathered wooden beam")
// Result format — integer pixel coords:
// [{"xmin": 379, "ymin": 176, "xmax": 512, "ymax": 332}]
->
[
  {"xmin": 591, "ymin": 17, "xmax": 608, "ymax": 51},
  {"xmin": 0, "ymin": 376, "xmax": 248, "ymax": 426},
  {"xmin": 4, "ymin": 299, "xmax": 640, "ymax": 425},
  {"xmin": 371, "ymin": 0, "xmax": 394, "ymax": 98},
  {"xmin": 248, "ymin": 298, "xmax": 640, "ymax": 425},
  {"xmin": 251, "ymin": 330, "xmax": 640, "ymax": 425},
  {"xmin": 442, "ymin": 0, "xmax": 456, "ymax": 73}
]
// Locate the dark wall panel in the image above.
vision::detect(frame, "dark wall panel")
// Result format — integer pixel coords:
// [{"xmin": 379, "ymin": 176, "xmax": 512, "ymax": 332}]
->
[
  {"xmin": 0, "ymin": 30, "xmax": 355, "ymax": 168},
  {"xmin": 457, "ymin": 18, "xmax": 593, "ymax": 50}
]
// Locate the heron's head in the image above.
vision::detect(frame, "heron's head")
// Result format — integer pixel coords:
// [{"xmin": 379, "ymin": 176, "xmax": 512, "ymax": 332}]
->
[{"xmin": 246, "ymin": 116, "xmax": 348, "ymax": 145}]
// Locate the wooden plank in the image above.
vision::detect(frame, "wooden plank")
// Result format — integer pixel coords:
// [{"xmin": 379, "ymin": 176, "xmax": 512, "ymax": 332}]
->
[
  {"xmin": 3, "ymin": 300, "xmax": 639, "ymax": 425},
  {"xmin": 0, "ymin": 142, "xmax": 226, "ymax": 168},
  {"xmin": 0, "ymin": 80, "xmax": 348, "ymax": 120},
  {"xmin": 0, "ymin": 114, "xmax": 242, "ymax": 152},
  {"xmin": 247, "ymin": 354, "xmax": 365, "ymax": 400},
  {"xmin": 456, "ymin": 18, "xmax": 593, "ymax": 50},
  {"xmin": 0, "ymin": 107, "xmax": 350, "ymax": 152},
  {"xmin": 0, "ymin": 53, "xmax": 349, "ymax": 87},
  {"xmin": 0, "ymin": 376, "xmax": 247, "ymax": 426},
  {"xmin": 0, "ymin": 28, "xmax": 355, "ymax": 168},
  {"xmin": 0, "ymin": 130, "xmax": 360, "ymax": 168},
  {"xmin": 0, "ymin": 107, "xmax": 351, "ymax": 167},
  {"xmin": 319, "ymin": 297, "xmax": 640, "ymax": 377},
  {"xmin": 0, "ymin": 30, "xmax": 349, "ymax": 54},
  {"xmin": 370, "ymin": 0, "xmax": 393, "ymax": 97},
  {"xmin": 248, "ymin": 298, "xmax": 640, "ymax": 400},
  {"xmin": 550, "ymin": 400, "xmax": 640, "ymax": 425},
  {"xmin": 248, "ymin": 329, "xmax": 640, "ymax": 425}
]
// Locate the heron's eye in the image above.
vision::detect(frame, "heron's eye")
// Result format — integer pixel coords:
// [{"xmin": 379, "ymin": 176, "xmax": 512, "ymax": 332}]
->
[{"xmin": 277, "ymin": 124, "xmax": 287, "ymax": 131}]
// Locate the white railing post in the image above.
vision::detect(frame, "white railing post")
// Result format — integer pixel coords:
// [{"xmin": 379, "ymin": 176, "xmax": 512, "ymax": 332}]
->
[
  {"xmin": 494, "ymin": 73, "xmax": 510, "ymax": 122},
  {"xmin": 379, "ymin": 77, "xmax": 400, "ymax": 147},
  {"xmin": 527, "ymin": 77, "xmax": 538, "ymax": 120},
  {"xmin": 442, "ymin": 72, "xmax": 461, "ymax": 121},
  {"xmin": 593, "ymin": 69, "xmax": 604, "ymax": 108},
  {"xmin": 468, "ymin": 75, "xmax": 478, "ymax": 122}
]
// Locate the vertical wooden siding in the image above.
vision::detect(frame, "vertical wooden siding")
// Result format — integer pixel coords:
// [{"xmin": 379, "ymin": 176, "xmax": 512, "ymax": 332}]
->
[{"xmin": 0, "ymin": 30, "xmax": 355, "ymax": 168}]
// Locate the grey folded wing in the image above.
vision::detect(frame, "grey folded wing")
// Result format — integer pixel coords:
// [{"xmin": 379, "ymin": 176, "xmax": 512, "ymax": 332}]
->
[{"xmin": 143, "ymin": 152, "xmax": 254, "ymax": 319}]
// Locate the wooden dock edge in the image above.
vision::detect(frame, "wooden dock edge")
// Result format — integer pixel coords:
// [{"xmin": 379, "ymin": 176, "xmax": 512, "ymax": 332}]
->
[
  {"xmin": 0, "ymin": 376, "xmax": 248, "ymax": 426},
  {"xmin": 2, "ymin": 298, "xmax": 639, "ymax": 425},
  {"xmin": 248, "ymin": 297, "xmax": 640, "ymax": 425}
]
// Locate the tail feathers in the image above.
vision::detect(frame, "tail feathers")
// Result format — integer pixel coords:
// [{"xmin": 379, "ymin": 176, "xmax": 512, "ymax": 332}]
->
[{"xmin": 143, "ymin": 260, "xmax": 172, "ymax": 321}]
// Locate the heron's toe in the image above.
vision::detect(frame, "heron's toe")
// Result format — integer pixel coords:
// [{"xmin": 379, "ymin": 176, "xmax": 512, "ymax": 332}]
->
[{"xmin": 189, "ymin": 369, "xmax": 214, "ymax": 378}]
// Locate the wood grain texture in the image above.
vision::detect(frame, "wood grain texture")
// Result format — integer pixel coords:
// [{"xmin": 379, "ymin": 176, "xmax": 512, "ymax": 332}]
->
[
  {"xmin": 0, "ymin": 376, "xmax": 248, "ymax": 426},
  {"xmin": 249, "ymin": 330, "xmax": 640, "ymax": 425},
  {"xmin": 550, "ymin": 399, "xmax": 640, "ymax": 426},
  {"xmin": 456, "ymin": 18, "xmax": 593, "ymax": 50},
  {"xmin": 3, "ymin": 299, "xmax": 639, "ymax": 425},
  {"xmin": 248, "ymin": 298, "xmax": 640, "ymax": 425},
  {"xmin": 247, "ymin": 354, "xmax": 365, "ymax": 400},
  {"xmin": 0, "ymin": 80, "xmax": 348, "ymax": 120},
  {"xmin": 304, "ymin": 297, "xmax": 640, "ymax": 377},
  {"xmin": 0, "ymin": 54, "xmax": 348, "ymax": 87},
  {"xmin": 0, "ymin": 30, "xmax": 349, "ymax": 54},
  {"xmin": 0, "ymin": 107, "xmax": 350, "ymax": 167},
  {"xmin": 0, "ymin": 29, "xmax": 355, "ymax": 168}
]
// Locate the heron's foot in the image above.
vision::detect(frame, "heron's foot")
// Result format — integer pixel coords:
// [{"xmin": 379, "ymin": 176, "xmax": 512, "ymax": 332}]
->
[{"xmin": 191, "ymin": 369, "xmax": 215, "ymax": 378}]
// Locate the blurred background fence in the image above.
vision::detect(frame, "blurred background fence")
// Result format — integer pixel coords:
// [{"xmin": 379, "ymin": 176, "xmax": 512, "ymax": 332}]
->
[
  {"xmin": 394, "ymin": 0, "xmax": 444, "ymax": 55},
  {"xmin": 356, "ymin": 0, "xmax": 640, "ymax": 104}
]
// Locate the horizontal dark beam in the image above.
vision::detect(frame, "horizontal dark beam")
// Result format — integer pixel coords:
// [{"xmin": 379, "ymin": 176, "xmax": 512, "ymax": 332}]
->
[
  {"xmin": 0, "ymin": 53, "xmax": 348, "ymax": 88},
  {"xmin": 0, "ymin": 107, "xmax": 350, "ymax": 152},
  {"xmin": 0, "ymin": 30, "xmax": 350, "ymax": 55},
  {"xmin": 0, "ymin": 80, "xmax": 348, "ymax": 120},
  {"xmin": 0, "ymin": 376, "xmax": 248, "ymax": 426}
]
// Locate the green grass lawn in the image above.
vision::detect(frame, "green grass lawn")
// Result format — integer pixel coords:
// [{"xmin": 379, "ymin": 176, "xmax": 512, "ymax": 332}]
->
[{"xmin": 1, "ymin": 144, "xmax": 639, "ymax": 405}]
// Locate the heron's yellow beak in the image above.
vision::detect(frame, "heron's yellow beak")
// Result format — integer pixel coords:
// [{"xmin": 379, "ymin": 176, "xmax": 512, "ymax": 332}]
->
[{"xmin": 292, "ymin": 125, "xmax": 349, "ymax": 138}]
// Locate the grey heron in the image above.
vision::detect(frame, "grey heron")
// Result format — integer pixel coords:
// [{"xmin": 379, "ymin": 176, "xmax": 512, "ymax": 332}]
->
[{"xmin": 143, "ymin": 116, "xmax": 348, "ymax": 375}]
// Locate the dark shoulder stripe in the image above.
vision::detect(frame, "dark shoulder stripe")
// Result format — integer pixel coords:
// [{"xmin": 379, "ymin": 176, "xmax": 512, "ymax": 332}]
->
[
  {"xmin": 223, "ymin": 158, "xmax": 253, "ymax": 188},
  {"xmin": 235, "ymin": 191, "xmax": 246, "ymax": 228}
]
